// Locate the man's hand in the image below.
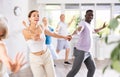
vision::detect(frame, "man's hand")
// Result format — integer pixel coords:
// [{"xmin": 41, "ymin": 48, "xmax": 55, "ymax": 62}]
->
[
  {"xmin": 102, "ymin": 22, "xmax": 107, "ymax": 28},
  {"xmin": 67, "ymin": 35, "xmax": 72, "ymax": 41}
]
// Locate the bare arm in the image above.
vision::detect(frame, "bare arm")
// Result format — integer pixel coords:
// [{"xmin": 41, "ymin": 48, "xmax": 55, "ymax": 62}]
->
[
  {"xmin": 0, "ymin": 44, "xmax": 13, "ymax": 70},
  {"xmin": 94, "ymin": 22, "xmax": 107, "ymax": 33},
  {"xmin": 71, "ymin": 26, "xmax": 83, "ymax": 36},
  {"xmin": 45, "ymin": 29, "xmax": 71, "ymax": 40},
  {"xmin": 22, "ymin": 21, "xmax": 43, "ymax": 41},
  {"xmin": 68, "ymin": 16, "xmax": 75, "ymax": 27},
  {"xmin": 0, "ymin": 44, "xmax": 25, "ymax": 73}
]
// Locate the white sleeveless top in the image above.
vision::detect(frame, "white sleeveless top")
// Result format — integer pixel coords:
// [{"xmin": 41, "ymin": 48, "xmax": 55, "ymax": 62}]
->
[{"xmin": 26, "ymin": 27, "xmax": 46, "ymax": 53}]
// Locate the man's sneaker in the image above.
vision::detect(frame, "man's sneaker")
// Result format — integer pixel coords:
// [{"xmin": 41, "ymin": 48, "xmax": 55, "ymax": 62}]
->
[{"xmin": 64, "ymin": 61, "xmax": 71, "ymax": 65}]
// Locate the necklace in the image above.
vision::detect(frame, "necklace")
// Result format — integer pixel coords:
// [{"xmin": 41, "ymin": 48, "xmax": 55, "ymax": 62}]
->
[
  {"xmin": 29, "ymin": 26, "xmax": 43, "ymax": 35},
  {"xmin": 28, "ymin": 26, "xmax": 38, "ymax": 34}
]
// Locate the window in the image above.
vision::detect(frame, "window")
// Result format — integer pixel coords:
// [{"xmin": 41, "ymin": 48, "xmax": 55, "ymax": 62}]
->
[
  {"xmin": 45, "ymin": 4, "xmax": 61, "ymax": 10},
  {"xmin": 45, "ymin": 4, "xmax": 61, "ymax": 29},
  {"xmin": 113, "ymin": 3, "xmax": 120, "ymax": 35},
  {"xmin": 113, "ymin": 3, "xmax": 120, "ymax": 17},
  {"xmin": 65, "ymin": 10, "xmax": 80, "ymax": 34},
  {"xmin": 65, "ymin": 4, "xmax": 80, "ymax": 34},
  {"xmin": 96, "ymin": 4, "xmax": 111, "ymax": 36},
  {"xmin": 65, "ymin": 4, "xmax": 79, "ymax": 9},
  {"xmin": 43, "ymin": 3, "xmax": 120, "ymax": 35}
]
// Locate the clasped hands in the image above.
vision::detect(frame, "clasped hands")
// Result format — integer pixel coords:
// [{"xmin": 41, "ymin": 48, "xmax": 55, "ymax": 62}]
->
[{"xmin": 65, "ymin": 35, "xmax": 72, "ymax": 41}]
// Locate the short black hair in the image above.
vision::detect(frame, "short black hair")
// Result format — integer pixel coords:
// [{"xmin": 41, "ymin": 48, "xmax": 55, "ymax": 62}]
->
[{"xmin": 86, "ymin": 9, "xmax": 93, "ymax": 14}]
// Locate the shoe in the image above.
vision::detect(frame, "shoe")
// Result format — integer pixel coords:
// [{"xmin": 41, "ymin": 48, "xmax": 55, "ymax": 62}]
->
[{"xmin": 64, "ymin": 61, "xmax": 71, "ymax": 65}]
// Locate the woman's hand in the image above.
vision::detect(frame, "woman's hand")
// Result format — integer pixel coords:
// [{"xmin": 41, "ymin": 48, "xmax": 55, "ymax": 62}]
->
[
  {"xmin": 22, "ymin": 21, "xmax": 43, "ymax": 41},
  {"xmin": 12, "ymin": 52, "xmax": 26, "ymax": 73},
  {"xmin": 64, "ymin": 35, "xmax": 72, "ymax": 41},
  {"xmin": 67, "ymin": 35, "xmax": 72, "ymax": 41}
]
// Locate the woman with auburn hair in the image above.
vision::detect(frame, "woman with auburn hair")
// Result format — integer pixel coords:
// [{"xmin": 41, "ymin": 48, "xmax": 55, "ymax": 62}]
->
[{"xmin": 22, "ymin": 10, "xmax": 71, "ymax": 77}]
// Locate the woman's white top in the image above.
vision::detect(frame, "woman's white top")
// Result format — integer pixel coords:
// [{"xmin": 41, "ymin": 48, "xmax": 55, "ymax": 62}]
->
[{"xmin": 26, "ymin": 29, "xmax": 46, "ymax": 52}]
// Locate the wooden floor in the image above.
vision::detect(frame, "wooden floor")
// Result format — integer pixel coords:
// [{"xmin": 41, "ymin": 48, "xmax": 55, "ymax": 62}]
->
[{"xmin": 10, "ymin": 59, "xmax": 120, "ymax": 77}]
